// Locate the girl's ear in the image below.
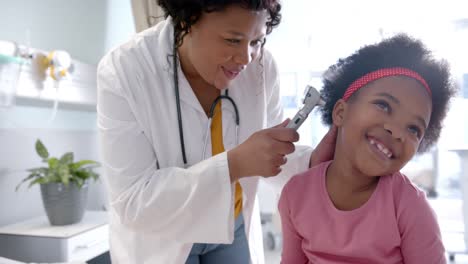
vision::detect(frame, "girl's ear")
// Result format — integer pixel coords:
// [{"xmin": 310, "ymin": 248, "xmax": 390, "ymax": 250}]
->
[{"xmin": 332, "ymin": 99, "xmax": 347, "ymax": 127}]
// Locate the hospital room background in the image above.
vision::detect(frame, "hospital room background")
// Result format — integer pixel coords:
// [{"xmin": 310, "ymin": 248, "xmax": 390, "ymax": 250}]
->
[{"xmin": 0, "ymin": 0, "xmax": 467, "ymax": 263}]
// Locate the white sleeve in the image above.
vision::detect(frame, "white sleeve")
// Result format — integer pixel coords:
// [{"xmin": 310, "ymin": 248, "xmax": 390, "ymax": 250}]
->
[
  {"xmin": 264, "ymin": 49, "xmax": 283, "ymax": 128},
  {"xmin": 97, "ymin": 55, "xmax": 234, "ymax": 244},
  {"xmin": 261, "ymin": 50, "xmax": 313, "ymax": 193}
]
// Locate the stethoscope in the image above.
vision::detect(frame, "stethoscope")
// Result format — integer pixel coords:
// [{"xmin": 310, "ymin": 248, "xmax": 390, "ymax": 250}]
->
[{"xmin": 173, "ymin": 39, "xmax": 240, "ymax": 167}]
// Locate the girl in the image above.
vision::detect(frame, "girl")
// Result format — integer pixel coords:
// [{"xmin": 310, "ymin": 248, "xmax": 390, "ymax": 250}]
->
[{"xmin": 279, "ymin": 34, "xmax": 456, "ymax": 263}]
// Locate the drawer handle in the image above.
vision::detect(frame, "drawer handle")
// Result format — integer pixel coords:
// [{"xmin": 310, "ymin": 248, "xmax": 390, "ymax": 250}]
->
[{"xmin": 75, "ymin": 240, "xmax": 105, "ymax": 250}]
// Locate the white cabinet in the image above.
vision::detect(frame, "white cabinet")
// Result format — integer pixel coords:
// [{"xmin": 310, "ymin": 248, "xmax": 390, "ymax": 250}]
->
[{"xmin": 0, "ymin": 211, "xmax": 108, "ymax": 263}]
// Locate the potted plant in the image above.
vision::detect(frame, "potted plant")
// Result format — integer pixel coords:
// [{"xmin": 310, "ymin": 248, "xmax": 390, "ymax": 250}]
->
[{"xmin": 16, "ymin": 139, "xmax": 100, "ymax": 226}]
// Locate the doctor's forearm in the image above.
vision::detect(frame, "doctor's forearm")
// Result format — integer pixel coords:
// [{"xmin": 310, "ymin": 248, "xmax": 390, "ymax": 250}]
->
[{"xmin": 227, "ymin": 150, "xmax": 242, "ymax": 183}]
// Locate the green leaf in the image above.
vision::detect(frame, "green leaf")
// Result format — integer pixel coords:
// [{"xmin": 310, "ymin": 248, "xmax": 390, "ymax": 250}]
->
[
  {"xmin": 45, "ymin": 170, "xmax": 60, "ymax": 182},
  {"xmin": 28, "ymin": 177, "xmax": 47, "ymax": 187},
  {"xmin": 27, "ymin": 167, "xmax": 48, "ymax": 176},
  {"xmin": 89, "ymin": 171, "xmax": 99, "ymax": 181},
  {"xmin": 16, "ymin": 174, "xmax": 40, "ymax": 191},
  {"xmin": 73, "ymin": 170, "xmax": 88, "ymax": 179},
  {"xmin": 61, "ymin": 174, "xmax": 70, "ymax": 186},
  {"xmin": 17, "ymin": 167, "xmax": 49, "ymax": 191},
  {"xmin": 59, "ymin": 152, "xmax": 74, "ymax": 165},
  {"xmin": 48, "ymin": 158, "xmax": 59, "ymax": 169},
  {"xmin": 71, "ymin": 160, "xmax": 99, "ymax": 170},
  {"xmin": 22, "ymin": 141, "xmax": 99, "ymax": 188},
  {"xmin": 72, "ymin": 177, "xmax": 84, "ymax": 188},
  {"xmin": 57, "ymin": 164, "xmax": 70, "ymax": 186},
  {"xmin": 35, "ymin": 139, "xmax": 49, "ymax": 159}
]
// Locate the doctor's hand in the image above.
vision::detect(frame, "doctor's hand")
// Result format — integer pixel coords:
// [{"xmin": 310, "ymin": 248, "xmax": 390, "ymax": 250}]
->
[
  {"xmin": 309, "ymin": 125, "xmax": 337, "ymax": 167},
  {"xmin": 227, "ymin": 119, "xmax": 299, "ymax": 182}
]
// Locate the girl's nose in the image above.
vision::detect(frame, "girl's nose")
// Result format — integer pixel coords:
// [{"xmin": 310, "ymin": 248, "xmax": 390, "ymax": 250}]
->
[{"xmin": 384, "ymin": 122, "xmax": 405, "ymax": 142}]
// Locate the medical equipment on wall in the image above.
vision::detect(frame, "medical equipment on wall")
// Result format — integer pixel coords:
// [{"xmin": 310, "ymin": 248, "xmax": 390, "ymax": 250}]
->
[
  {"xmin": 38, "ymin": 50, "xmax": 73, "ymax": 81},
  {"xmin": 286, "ymin": 85, "xmax": 324, "ymax": 130},
  {"xmin": 0, "ymin": 38, "xmax": 74, "ymax": 113},
  {"xmin": 32, "ymin": 50, "xmax": 73, "ymax": 123},
  {"xmin": 0, "ymin": 41, "xmax": 24, "ymax": 107},
  {"xmin": 173, "ymin": 44, "xmax": 239, "ymax": 167}
]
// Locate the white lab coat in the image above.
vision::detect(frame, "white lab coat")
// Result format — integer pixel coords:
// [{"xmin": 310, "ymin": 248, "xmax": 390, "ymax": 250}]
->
[{"xmin": 97, "ymin": 17, "xmax": 312, "ymax": 264}]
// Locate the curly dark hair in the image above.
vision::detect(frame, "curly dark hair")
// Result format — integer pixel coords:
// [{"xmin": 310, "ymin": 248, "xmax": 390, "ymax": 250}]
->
[
  {"xmin": 320, "ymin": 34, "xmax": 456, "ymax": 152},
  {"xmin": 157, "ymin": 0, "xmax": 281, "ymax": 48}
]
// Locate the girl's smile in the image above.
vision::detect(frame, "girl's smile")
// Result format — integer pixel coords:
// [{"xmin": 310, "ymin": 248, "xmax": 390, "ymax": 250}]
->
[{"xmin": 367, "ymin": 135, "xmax": 394, "ymax": 160}]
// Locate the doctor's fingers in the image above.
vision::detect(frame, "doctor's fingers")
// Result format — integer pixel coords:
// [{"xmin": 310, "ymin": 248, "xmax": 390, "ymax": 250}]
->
[
  {"xmin": 267, "ymin": 127, "xmax": 300, "ymax": 143},
  {"xmin": 261, "ymin": 160, "xmax": 284, "ymax": 177},
  {"xmin": 269, "ymin": 140, "xmax": 295, "ymax": 155},
  {"xmin": 263, "ymin": 167, "xmax": 282, "ymax": 177},
  {"xmin": 271, "ymin": 153, "xmax": 288, "ymax": 166},
  {"xmin": 268, "ymin": 155, "xmax": 287, "ymax": 176}
]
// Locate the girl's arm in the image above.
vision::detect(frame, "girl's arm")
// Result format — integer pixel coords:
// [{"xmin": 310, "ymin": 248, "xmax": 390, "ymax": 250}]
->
[
  {"xmin": 398, "ymin": 185, "xmax": 446, "ymax": 264},
  {"xmin": 278, "ymin": 183, "xmax": 308, "ymax": 264}
]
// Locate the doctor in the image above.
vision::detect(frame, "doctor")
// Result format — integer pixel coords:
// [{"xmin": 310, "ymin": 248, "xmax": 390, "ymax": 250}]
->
[{"xmin": 97, "ymin": 0, "xmax": 336, "ymax": 263}]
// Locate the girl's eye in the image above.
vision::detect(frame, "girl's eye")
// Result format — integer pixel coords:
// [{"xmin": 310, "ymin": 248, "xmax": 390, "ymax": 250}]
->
[
  {"xmin": 374, "ymin": 100, "xmax": 390, "ymax": 112},
  {"xmin": 408, "ymin": 125, "xmax": 422, "ymax": 138}
]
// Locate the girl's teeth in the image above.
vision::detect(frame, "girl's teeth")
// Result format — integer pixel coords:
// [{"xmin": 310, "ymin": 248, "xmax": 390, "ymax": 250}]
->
[{"xmin": 370, "ymin": 138, "xmax": 393, "ymax": 158}]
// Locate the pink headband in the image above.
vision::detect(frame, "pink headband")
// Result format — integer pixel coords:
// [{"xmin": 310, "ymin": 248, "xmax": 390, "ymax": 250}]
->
[{"xmin": 342, "ymin": 67, "xmax": 431, "ymax": 101}]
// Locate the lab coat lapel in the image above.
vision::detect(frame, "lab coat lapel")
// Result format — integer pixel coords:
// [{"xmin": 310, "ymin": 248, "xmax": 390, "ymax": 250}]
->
[{"xmin": 176, "ymin": 63, "xmax": 207, "ymax": 116}]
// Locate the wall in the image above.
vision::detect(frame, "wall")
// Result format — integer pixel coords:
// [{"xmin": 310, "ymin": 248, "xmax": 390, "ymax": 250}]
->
[
  {"xmin": 104, "ymin": 0, "xmax": 136, "ymax": 53},
  {"xmin": 0, "ymin": 0, "xmax": 135, "ymax": 227},
  {"xmin": 0, "ymin": 0, "xmax": 135, "ymax": 65}
]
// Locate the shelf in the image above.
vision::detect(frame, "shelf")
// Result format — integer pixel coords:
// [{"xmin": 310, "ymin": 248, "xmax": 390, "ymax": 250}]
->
[{"xmin": 12, "ymin": 58, "xmax": 98, "ymax": 112}]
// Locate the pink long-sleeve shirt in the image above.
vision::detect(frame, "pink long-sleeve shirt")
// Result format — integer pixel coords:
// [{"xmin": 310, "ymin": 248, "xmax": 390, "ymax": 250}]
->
[{"xmin": 278, "ymin": 161, "xmax": 445, "ymax": 264}]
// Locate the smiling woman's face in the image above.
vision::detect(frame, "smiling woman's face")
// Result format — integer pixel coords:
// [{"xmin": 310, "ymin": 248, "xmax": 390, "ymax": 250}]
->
[
  {"xmin": 178, "ymin": 4, "xmax": 268, "ymax": 90},
  {"xmin": 332, "ymin": 76, "xmax": 432, "ymax": 177}
]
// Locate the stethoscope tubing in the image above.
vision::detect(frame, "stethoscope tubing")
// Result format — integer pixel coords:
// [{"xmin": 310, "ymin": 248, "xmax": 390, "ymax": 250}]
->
[
  {"xmin": 173, "ymin": 33, "xmax": 240, "ymax": 167},
  {"xmin": 201, "ymin": 95, "xmax": 240, "ymax": 159}
]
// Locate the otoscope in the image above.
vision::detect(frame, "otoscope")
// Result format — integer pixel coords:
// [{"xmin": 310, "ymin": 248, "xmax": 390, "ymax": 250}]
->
[{"xmin": 286, "ymin": 85, "xmax": 325, "ymax": 130}]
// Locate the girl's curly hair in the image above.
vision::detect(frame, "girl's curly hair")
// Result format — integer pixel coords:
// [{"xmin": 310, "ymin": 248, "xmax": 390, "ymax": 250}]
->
[
  {"xmin": 320, "ymin": 34, "xmax": 456, "ymax": 152},
  {"xmin": 157, "ymin": 0, "xmax": 281, "ymax": 48}
]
